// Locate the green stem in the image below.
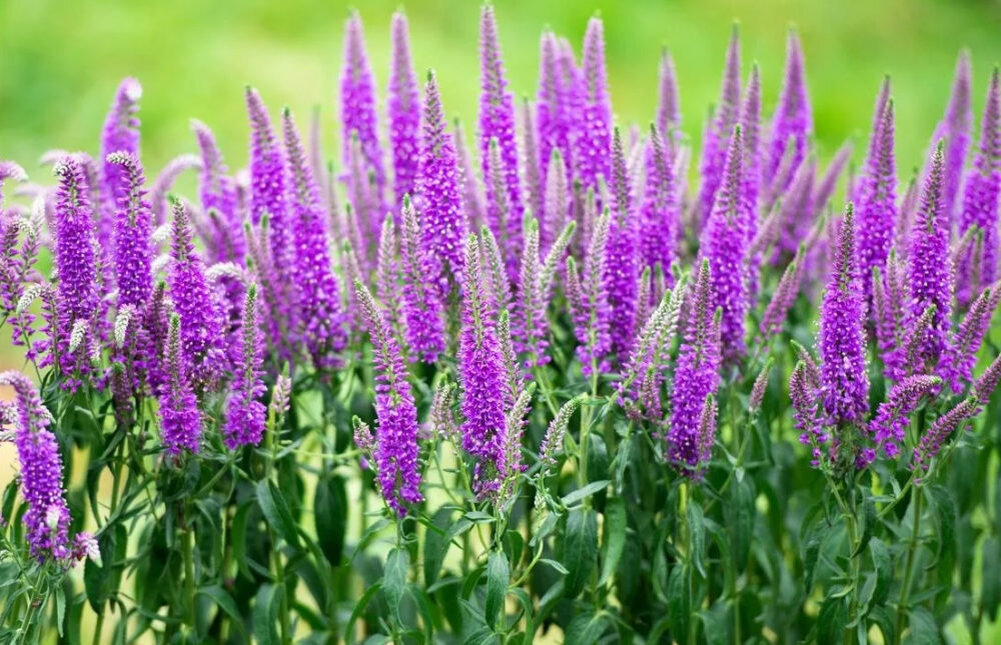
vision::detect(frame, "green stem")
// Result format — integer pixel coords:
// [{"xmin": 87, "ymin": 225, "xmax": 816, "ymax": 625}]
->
[
  {"xmin": 92, "ymin": 609, "xmax": 105, "ymax": 645},
  {"xmin": 894, "ymin": 488, "xmax": 923, "ymax": 645},
  {"xmin": 844, "ymin": 510, "xmax": 861, "ymax": 645},
  {"xmin": 183, "ymin": 521, "xmax": 196, "ymax": 629}
]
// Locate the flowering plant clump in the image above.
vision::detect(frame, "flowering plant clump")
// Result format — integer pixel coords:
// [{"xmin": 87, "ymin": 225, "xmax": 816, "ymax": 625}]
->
[{"xmin": 2, "ymin": 8, "xmax": 1001, "ymax": 645}]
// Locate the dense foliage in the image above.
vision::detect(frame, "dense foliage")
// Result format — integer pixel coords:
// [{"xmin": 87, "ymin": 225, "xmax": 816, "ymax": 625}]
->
[{"xmin": 1, "ymin": 6, "xmax": 1000, "ymax": 644}]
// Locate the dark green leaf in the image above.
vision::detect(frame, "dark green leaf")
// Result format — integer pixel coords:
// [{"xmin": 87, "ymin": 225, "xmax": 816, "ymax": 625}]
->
[
  {"xmin": 485, "ymin": 551, "xmax": 509, "ymax": 630},
  {"xmin": 599, "ymin": 497, "xmax": 626, "ymax": 586},
  {"xmin": 668, "ymin": 565, "xmax": 690, "ymax": 641},
  {"xmin": 383, "ymin": 547, "xmax": 410, "ymax": 624},
  {"xmin": 817, "ymin": 596, "xmax": 847, "ymax": 645},
  {"xmin": 314, "ymin": 475, "xmax": 347, "ymax": 566},
  {"xmin": 724, "ymin": 477, "xmax": 754, "ymax": 571},
  {"xmin": 700, "ymin": 599, "xmax": 731, "ymax": 645},
  {"xmin": 256, "ymin": 478, "xmax": 301, "ymax": 548},
  {"xmin": 198, "ymin": 585, "xmax": 247, "ymax": 640},
  {"xmin": 903, "ymin": 607, "xmax": 940, "ymax": 645},
  {"xmin": 564, "ymin": 611, "xmax": 608, "ymax": 645},
  {"xmin": 687, "ymin": 499, "xmax": 706, "ymax": 577},
  {"xmin": 253, "ymin": 584, "xmax": 281, "ymax": 645},
  {"xmin": 564, "ymin": 508, "xmax": 598, "ymax": 598},
  {"xmin": 981, "ymin": 536, "xmax": 1001, "ymax": 621},
  {"xmin": 560, "ymin": 480, "xmax": 610, "ymax": 507},
  {"xmin": 871, "ymin": 538, "xmax": 892, "ymax": 605}
]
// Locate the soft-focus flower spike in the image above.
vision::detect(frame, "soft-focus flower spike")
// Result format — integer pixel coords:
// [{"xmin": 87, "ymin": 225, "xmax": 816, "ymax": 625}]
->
[
  {"xmin": 479, "ymin": 224, "xmax": 512, "ymax": 313},
  {"xmin": 536, "ymin": 30, "xmax": 560, "ymax": 184},
  {"xmin": 416, "ymin": 71, "xmax": 466, "ymax": 285},
  {"xmin": 497, "ymin": 381, "xmax": 535, "ymax": 503},
  {"xmin": 567, "ymin": 208, "xmax": 612, "ymax": 376},
  {"xmin": 151, "ymin": 154, "xmax": 201, "ymax": 227},
  {"xmin": 818, "ymin": 204, "xmax": 869, "ymax": 425},
  {"xmin": 53, "ymin": 157, "xmax": 99, "ymax": 379},
  {"xmin": 484, "ymin": 137, "xmax": 521, "ymax": 284},
  {"xmin": 857, "ymin": 99, "xmax": 897, "ymax": 306},
  {"xmin": 355, "ymin": 280, "xmax": 423, "ymax": 515},
  {"xmin": 223, "ymin": 283, "xmax": 266, "ymax": 449},
  {"xmin": 668, "ymin": 259, "xmax": 720, "ymax": 471},
  {"xmin": 640, "ymin": 124, "xmax": 679, "ymax": 284},
  {"xmin": 1, "ymin": 370, "xmax": 72, "ymax": 561},
  {"xmin": 479, "ymin": 4, "xmax": 524, "ymax": 261},
  {"xmin": 912, "ymin": 396, "xmax": 978, "ymax": 475},
  {"xmin": 895, "ymin": 170, "xmax": 919, "ymax": 258},
  {"xmin": 100, "ymin": 79, "xmax": 142, "ymax": 230},
  {"xmin": 388, "ymin": 11, "xmax": 420, "ymax": 208},
  {"xmin": 812, "ymin": 142, "xmax": 851, "ymax": 220},
  {"xmin": 656, "ymin": 48, "xmax": 682, "ymax": 149},
  {"xmin": 245, "ymin": 87, "xmax": 291, "ymax": 271},
  {"xmin": 956, "ymin": 67, "xmax": 1001, "ymax": 305},
  {"xmin": 973, "ymin": 351, "xmax": 1001, "ymax": 404},
  {"xmin": 429, "ymin": 380, "xmax": 459, "ymax": 444},
  {"xmin": 605, "ymin": 128, "xmax": 639, "ymax": 359},
  {"xmin": 514, "ymin": 218, "xmax": 544, "ymax": 369},
  {"xmin": 701, "ymin": 124, "xmax": 748, "ymax": 363},
  {"xmin": 749, "ymin": 358, "xmax": 774, "ymax": 413},
  {"xmin": 457, "ymin": 234, "xmax": 507, "ymax": 493},
  {"xmin": 906, "ymin": 142, "xmax": 951, "ymax": 371},
  {"xmin": 0, "ymin": 161, "xmax": 27, "ymax": 208},
  {"xmin": 399, "ymin": 195, "xmax": 446, "ymax": 363},
  {"xmin": 790, "ymin": 360, "xmax": 825, "ymax": 465},
  {"xmin": 106, "ymin": 152, "xmax": 153, "ymax": 310},
  {"xmin": 341, "ymin": 11, "xmax": 386, "ymax": 225},
  {"xmin": 696, "ymin": 23, "xmax": 741, "ymax": 224},
  {"xmin": 739, "ymin": 64, "xmax": 763, "ymax": 246},
  {"xmin": 495, "ymin": 308, "xmax": 520, "ymax": 407},
  {"xmin": 765, "ymin": 29, "xmax": 812, "ymax": 193},
  {"xmin": 192, "ymin": 120, "xmax": 244, "ymax": 264},
  {"xmin": 521, "ymin": 100, "xmax": 544, "ymax": 223},
  {"xmin": 695, "ymin": 393, "xmax": 718, "ymax": 469},
  {"xmin": 760, "ymin": 244, "xmax": 806, "ymax": 338},
  {"xmin": 940, "ymin": 285, "xmax": 1001, "ymax": 392},
  {"xmin": 866, "ymin": 374, "xmax": 939, "ymax": 462},
  {"xmin": 159, "ymin": 313, "xmax": 202, "ymax": 456},
  {"xmin": 167, "ymin": 197, "xmax": 226, "ymax": 389},
  {"xmin": 309, "ymin": 107, "xmax": 327, "ymax": 209},
  {"xmin": 282, "ymin": 108, "xmax": 346, "ymax": 369},
  {"xmin": 454, "ymin": 120, "xmax": 486, "ymax": 229},
  {"xmin": 541, "ymin": 149, "xmax": 569, "ymax": 255},
  {"xmin": 571, "ymin": 15, "xmax": 613, "ymax": 198},
  {"xmin": 776, "ymin": 155, "xmax": 817, "ymax": 257},
  {"xmin": 934, "ymin": 50, "xmax": 973, "ymax": 227},
  {"xmin": 376, "ymin": 216, "xmax": 403, "ymax": 343}
]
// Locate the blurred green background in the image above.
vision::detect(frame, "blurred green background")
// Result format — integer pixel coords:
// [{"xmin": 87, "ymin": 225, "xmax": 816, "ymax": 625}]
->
[{"xmin": 3, "ymin": 0, "xmax": 1001, "ymax": 182}]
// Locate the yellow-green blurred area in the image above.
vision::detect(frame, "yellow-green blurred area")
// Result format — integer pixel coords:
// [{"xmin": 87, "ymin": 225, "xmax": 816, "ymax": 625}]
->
[{"xmin": 2, "ymin": 0, "xmax": 1001, "ymax": 182}]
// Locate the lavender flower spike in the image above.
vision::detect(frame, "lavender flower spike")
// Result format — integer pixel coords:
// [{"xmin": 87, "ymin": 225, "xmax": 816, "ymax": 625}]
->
[
  {"xmin": 355, "ymin": 281, "xmax": 423, "ymax": 515},
  {"xmin": 282, "ymin": 107, "xmax": 346, "ymax": 370},
  {"xmin": 696, "ymin": 24, "xmax": 741, "ymax": 224},
  {"xmin": 416, "ymin": 71, "xmax": 466, "ymax": 284},
  {"xmin": 100, "ymin": 78, "xmax": 142, "ymax": 227},
  {"xmin": 701, "ymin": 124, "xmax": 749, "ymax": 363},
  {"xmin": 759, "ymin": 245, "xmax": 805, "ymax": 338},
  {"xmin": 457, "ymin": 234, "xmax": 508, "ymax": 491},
  {"xmin": 656, "ymin": 48, "xmax": 682, "ymax": 148},
  {"xmin": 388, "ymin": 11, "xmax": 420, "ymax": 208},
  {"xmin": 867, "ymin": 374, "xmax": 939, "ymax": 462},
  {"xmin": 939, "ymin": 286, "xmax": 1001, "ymax": 393},
  {"xmin": 223, "ymin": 283, "xmax": 266, "ymax": 449},
  {"xmin": 764, "ymin": 29, "xmax": 812, "ymax": 191},
  {"xmin": 906, "ymin": 142, "xmax": 952, "ymax": 371},
  {"xmin": 668, "ymin": 259, "xmax": 721, "ymax": 472},
  {"xmin": 159, "ymin": 314, "xmax": 202, "ymax": 456},
  {"xmin": 818, "ymin": 204, "xmax": 869, "ymax": 425},
  {"xmin": 856, "ymin": 100, "xmax": 897, "ymax": 306},
  {"xmin": 245, "ymin": 87, "xmax": 290, "ymax": 268},
  {"xmin": 400, "ymin": 195, "xmax": 446, "ymax": 363},
  {"xmin": 106, "ymin": 152, "xmax": 153, "ymax": 310},
  {"xmin": 192, "ymin": 120, "xmax": 243, "ymax": 263},
  {"xmin": 639, "ymin": 124, "xmax": 679, "ymax": 283},
  {"xmin": 912, "ymin": 397, "xmax": 978, "ymax": 475},
  {"xmin": 956, "ymin": 67, "xmax": 1001, "ymax": 304},
  {"xmin": 1, "ymin": 371, "xmax": 71, "ymax": 561},
  {"xmin": 479, "ymin": 4, "xmax": 524, "ymax": 258},
  {"xmin": 605, "ymin": 128, "xmax": 639, "ymax": 359},
  {"xmin": 341, "ymin": 11, "xmax": 386, "ymax": 227},
  {"xmin": 566, "ymin": 209, "xmax": 612, "ymax": 376},
  {"xmin": 572, "ymin": 15, "xmax": 613, "ymax": 195},
  {"xmin": 935, "ymin": 50, "xmax": 973, "ymax": 227}
]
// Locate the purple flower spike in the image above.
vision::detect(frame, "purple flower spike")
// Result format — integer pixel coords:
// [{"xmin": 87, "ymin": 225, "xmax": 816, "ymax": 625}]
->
[
  {"xmin": 956, "ymin": 67, "xmax": 1001, "ymax": 305},
  {"xmin": 224, "ymin": 283, "xmax": 266, "ymax": 449},
  {"xmin": 355, "ymin": 281, "xmax": 423, "ymax": 515},
  {"xmin": 457, "ymin": 234, "xmax": 508, "ymax": 493},
  {"xmin": 192, "ymin": 120, "xmax": 244, "ymax": 264},
  {"xmin": 739, "ymin": 64, "xmax": 762, "ymax": 247},
  {"xmin": 912, "ymin": 397, "xmax": 978, "ymax": 475},
  {"xmin": 791, "ymin": 360, "xmax": 825, "ymax": 466},
  {"xmin": 416, "ymin": 72, "xmax": 466, "ymax": 285},
  {"xmin": 639, "ymin": 125, "xmax": 679, "ymax": 284},
  {"xmin": 485, "ymin": 138, "xmax": 521, "ymax": 284},
  {"xmin": 867, "ymin": 374, "xmax": 940, "ymax": 462},
  {"xmin": 605, "ymin": 129, "xmax": 639, "ymax": 359},
  {"xmin": 765, "ymin": 29, "xmax": 812, "ymax": 193},
  {"xmin": 656, "ymin": 48, "xmax": 682, "ymax": 149},
  {"xmin": 857, "ymin": 99, "xmax": 897, "ymax": 306},
  {"xmin": 400, "ymin": 196, "xmax": 446, "ymax": 363},
  {"xmin": 167, "ymin": 198, "xmax": 226, "ymax": 390},
  {"xmin": 906, "ymin": 143, "xmax": 952, "ymax": 371},
  {"xmin": 696, "ymin": 24, "xmax": 741, "ymax": 225},
  {"xmin": 541, "ymin": 149, "xmax": 569, "ymax": 255},
  {"xmin": 566, "ymin": 209, "xmax": 612, "ymax": 376},
  {"xmin": 521, "ymin": 100, "xmax": 544, "ymax": 227},
  {"xmin": 572, "ymin": 16, "xmax": 613, "ymax": 196},
  {"xmin": 159, "ymin": 314, "xmax": 202, "ymax": 456},
  {"xmin": 282, "ymin": 108, "xmax": 346, "ymax": 370},
  {"xmin": 100, "ymin": 78, "xmax": 142, "ymax": 234},
  {"xmin": 759, "ymin": 245, "xmax": 805, "ymax": 338},
  {"xmin": 536, "ymin": 31, "xmax": 572, "ymax": 185},
  {"xmin": 1, "ymin": 371, "xmax": 71, "ymax": 561},
  {"xmin": 934, "ymin": 50, "xmax": 973, "ymax": 228},
  {"xmin": 341, "ymin": 11, "xmax": 386, "ymax": 228},
  {"xmin": 818, "ymin": 204, "xmax": 869, "ymax": 426},
  {"xmin": 479, "ymin": 5, "xmax": 524, "ymax": 261},
  {"xmin": 245, "ymin": 88, "xmax": 290, "ymax": 265},
  {"xmin": 388, "ymin": 11, "xmax": 420, "ymax": 209},
  {"xmin": 701, "ymin": 125, "xmax": 749, "ymax": 363},
  {"xmin": 668, "ymin": 260, "xmax": 721, "ymax": 472},
  {"xmin": 106, "ymin": 152, "xmax": 153, "ymax": 311},
  {"xmin": 939, "ymin": 286, "xmax": 1001, "ymax": 393}
]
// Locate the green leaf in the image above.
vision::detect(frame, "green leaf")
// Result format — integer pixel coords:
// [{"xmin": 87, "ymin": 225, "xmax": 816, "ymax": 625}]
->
[
  {"xmin": 252, "ymin": 584, "xmax": 281, "ymax": 645},
  {"xmin": 256, "ymin": 478, "xmax": 301, "ymax": 548},
  {"xmin": 560, "ymin": 480, "xmax": 610, "ymax": 507},
  {"xmin": 198, "ymin": 585, "xmax": 247, "ymax": 641},
  {"xmin": 344, "ymin": 582, "xmax": 382, "ymax": 645},
  {"xmin": 314, "ymin": 475, "xmax": 347, "ymax": 566},
  {"xmin": 724, "ymin": 477, "xmax": 754, "ymax": 572},
  {"xmin": 668, "ymin": 565, "xmax": 690, "ymax": 640},
  {"xmin": 903, "ymin": 607, "xmax": 940, "ymax": 645},
  {"xmin": 613, "ymin": 435, "xmax": 633, "ymax": 493},
  {"xmin": 425, "ymin": 512, "xmax": 473, "ymax": 587},
  {"xmin": 598, "ymin": 497, "xmax": 626, "ymax": 586},
  {"xmin": 538, "ymin": 559, "xmax": 568, "ymax": 575},
  {"xmin": 851, "ymin": 492, "xmax": 876, "ymax": 557},
  {"xmin": 55, "ymin": 585, "xmax": 66, "ymax": 637},
  {"xmin": 564, "ymin": 611, "xmax": 608, "ymax": 645},
  {"xmin": 383, "ymin": 547, "xmax": 410, "ymax": 624},
  {"xmin": 981, "ymin": 536, "xmax": 1001, "ymax": 621},
  {"xmin": 485, "ymin": 551, "xmax": 509, "ymax": 630},
  {"xmin": 687, "ymin": 499, "xmax": 706, "ymax": 577},
  {"xmin": 817, "ymin": 596, "xmax": 847, "ymax": 645},
  {"xmin": 563, "ymin": 508, "xmax": 598, "ymax": 598},
  {"xmin": 700, "ymin": 600, "xmax": 731, "ymax": 645},
  {"xmin": 870, "ymin": 538, "xmax": 892, "ymax": 605}
]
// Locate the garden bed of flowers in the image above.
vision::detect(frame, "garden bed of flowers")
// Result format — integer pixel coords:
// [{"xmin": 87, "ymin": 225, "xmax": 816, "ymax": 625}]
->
[{"xmin": 1, "ymin": 5, "xmax": 1000, "ymax": 644}]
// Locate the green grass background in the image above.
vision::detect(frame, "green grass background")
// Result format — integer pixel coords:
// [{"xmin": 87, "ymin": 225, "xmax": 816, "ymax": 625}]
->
[{"xmin": 2, "ymin": 0, "xmax": 1001, "ymax": 183}]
